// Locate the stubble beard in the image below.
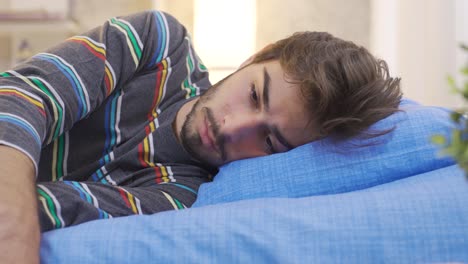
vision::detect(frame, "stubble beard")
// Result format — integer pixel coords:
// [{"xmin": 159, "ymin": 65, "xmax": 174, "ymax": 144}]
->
[
  {"xmin": 180, "ymin": 98, "xmax": 205, "ymax": 164},
  {"xmin": 180, "ymin": 86, "xmax": 226, "ymax": 167}
]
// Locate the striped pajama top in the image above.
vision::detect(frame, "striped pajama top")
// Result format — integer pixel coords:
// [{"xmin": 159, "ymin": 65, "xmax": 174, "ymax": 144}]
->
[{"xmin": 0, "ymin": 10, "xmax": 214, "ymax": 231}]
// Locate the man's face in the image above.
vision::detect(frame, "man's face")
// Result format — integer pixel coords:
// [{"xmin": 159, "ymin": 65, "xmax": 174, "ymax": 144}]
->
[{"xmin": 178, "ymin": 60, "xmax": 316, "ymax": 167}]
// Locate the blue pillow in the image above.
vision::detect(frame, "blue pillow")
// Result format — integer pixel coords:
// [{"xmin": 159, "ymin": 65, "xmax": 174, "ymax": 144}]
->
[{"xmin": 193, "ymin": 99, "xmax": 456, "ymax": 207}]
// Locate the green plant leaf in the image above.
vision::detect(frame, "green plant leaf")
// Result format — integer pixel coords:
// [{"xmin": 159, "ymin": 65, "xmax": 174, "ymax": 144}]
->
[
  {"xmin": 452, "ymin": 130, "xmax": 462, "ymax": 148},
  {"xmin": 461, "ymin": 66, "xmax": 468, "ymax": 75},
  {"xmin": 462, "ymin": 144, "xmax": 468, "ymax": 161},
  {"xmin": 447, "ymin": 76, "xmax": 459, "ymax": 93},
  {"xmin": 451, "ymin": 112, "xmax": 463, "ymax": 122},
  {"xmin": 431, "ymin": 134, "xmax": 446, "ymax": 145},
  {"xmin": 437, "ymin": 43, "xmax": 468, "ymax": 180}
]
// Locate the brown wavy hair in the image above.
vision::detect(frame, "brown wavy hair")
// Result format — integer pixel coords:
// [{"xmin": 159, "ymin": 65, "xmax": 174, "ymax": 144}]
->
[{"xmin": 251, "ymin": 31, "xmax": 402, "ymax": 141}]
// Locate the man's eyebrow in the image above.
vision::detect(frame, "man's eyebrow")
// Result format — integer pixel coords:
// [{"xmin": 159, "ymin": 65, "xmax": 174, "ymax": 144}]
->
[
  {"xmin": 262, "ymin": 67, "xmax": 271, "ymax": 111},
  {"xmin": 262, "ymin": 66, "xmax": 294, "ymax": 151}
]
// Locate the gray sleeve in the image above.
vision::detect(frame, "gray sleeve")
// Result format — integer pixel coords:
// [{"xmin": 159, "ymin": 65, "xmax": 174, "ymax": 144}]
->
[{"xmin": 0, "ymin": 11, "xmax": 187, "ymax": 173}]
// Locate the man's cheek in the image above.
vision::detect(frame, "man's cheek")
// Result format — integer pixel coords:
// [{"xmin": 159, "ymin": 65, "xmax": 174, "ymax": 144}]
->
[{"xmin": 225, "ymin": 143, "xmax": 265, "ymax": 161}]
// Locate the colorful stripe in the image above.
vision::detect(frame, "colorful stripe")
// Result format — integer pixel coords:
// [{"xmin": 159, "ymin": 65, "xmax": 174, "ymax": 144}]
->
[
  {"xmin": 162, "ymin": 182, "xmax": 197, "ymax": 195},
  {"xmin": 104, "ymin": 60, "xmax": 117, "ymax": 96},
  {"xmin": 51, "ymin": 134, "xmax": 61, "ymax": 181},
  {"xmin": 50, "ymin": 133, "xmax": 68, "ymax": 181},
  {"xmin": 62, "ymin": 132, "xmax": 70, "ymax": 178},
  {"xmin": 148, "ymin": 59, "xmax": 170, "ymax": 120},
  {"xmin": 154, "ymin": 163, "xmax": 175, "ymax": 184},
  {"xmin": 12, "ymin": 69, "xmax": 72, "ymax": 183},
  {"xmin": 64, "ymin": 181, "xmax": 112, "ymax": 219},
  {"xmin": 2, "ymin": 71, "xmax": 66, "ymax": 144},
  {"xmin": 136, "ymin": 119, "xmax": 175, "ymax": 184},
  {"xmin": 105, "ymin": 174, "xmax": 117, "ymax": 186},
  {"xmin": 0, "ymin": 87, "xmax": 45, "ymax": 116},
  {"xmin": 154, "ymin": 163, "xmax": 174, "ymax": 184},
  {"xmin": 103, "ymin": 89, "xmax": 123, "ymax": 160},
  {"xmin": 181, "ymin": 37, "xmax": 201, "ymax": 98},
  {"xmin": 161, "ymin": 191, "xmax": 186, "ymax": 210},
  {"xmin": 114, "ymin": 88, "xmax": 123, "ymax": 146},
  {"xmin": 37, "ymin": 184, "xmax": 65, "ymax": 229},
  {"xmin": 69, "ymin": 36, "xmax": 106, "ymax": 60},
  {"xmin": 90, "ymin": 152, "xmax": 115, "ymax": 183},
  {"xmin": 117, "ymin": 187, "xmax": 143, "ymax": 214},
  {"xmin": 136, "ymin": 51, "xmax": 173, "ymax": 181},
  {"xmin": 137, "ymin": 119, "xmax": 159, "ymax": 167},
  {"xmin": 89, "ymin": 90, "xmax": 123, "ymax": 183},
  {"xmin": 185, "ymin": 34, "xmax": 208, "ymax": 73},
  {"xmin": 34, "ymin": 53, "xmax": 90, "ymax": 120},
  {"xmin": 91, "ymin": 165, "xmax": 106, "ymax": 183},
  {"xmin": 109, "ymin": 17, "xmax": 143, "ymax": 68},
  {"xmin": 29, "ymin": 76, "xmax": 65, "ymax": 142},
  {"xmin": 0, "ymin": 113, "xmax": 41, "ymax": 145},
  {"xmin": 198, "ymin": 61, "xmax": 208, "ymax": 72},
  {"xmin": 68, "ymin": 36, "xmax": 116, "ymax": 95},
  {"xmin": 148, "ymin": 11, "xmax": 170, "ymax": 68}
]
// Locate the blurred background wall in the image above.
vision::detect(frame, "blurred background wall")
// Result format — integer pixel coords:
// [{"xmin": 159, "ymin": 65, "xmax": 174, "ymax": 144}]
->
[{"xmin": 0, "ymin": 0, "xmax": 466, "ymax": 108}]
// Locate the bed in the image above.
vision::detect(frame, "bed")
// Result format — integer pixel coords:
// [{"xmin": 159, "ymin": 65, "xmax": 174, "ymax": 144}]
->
[{"xmin": 40, "ymin": 99, "xmax": 468, "ymax": 263}]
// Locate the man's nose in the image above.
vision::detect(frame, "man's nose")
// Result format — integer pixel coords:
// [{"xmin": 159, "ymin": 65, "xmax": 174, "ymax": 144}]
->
[{"xmin": 221, "ymin": 114, "xmax": 262, "ymax": 143}]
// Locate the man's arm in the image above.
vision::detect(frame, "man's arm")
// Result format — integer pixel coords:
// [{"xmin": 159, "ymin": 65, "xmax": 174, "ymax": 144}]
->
[
  {"xmin": 0, "ymin": 10, "xmax": 190, "ymax": 258},
  {"xmin": 0, "ymin": 145, "xmax": 39, "ymax": 264}
]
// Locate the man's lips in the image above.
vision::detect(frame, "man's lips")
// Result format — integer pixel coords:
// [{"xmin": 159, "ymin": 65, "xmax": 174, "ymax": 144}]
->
[{"xmin": 200, "ymin": 112, "xmax": 219, "ymax": 154}]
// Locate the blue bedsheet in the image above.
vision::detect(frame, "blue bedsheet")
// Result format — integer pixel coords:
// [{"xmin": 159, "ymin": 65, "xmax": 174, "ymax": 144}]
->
[{"xmin": 41, "ymin": 165, "xmax": 468, "ymax": 263}]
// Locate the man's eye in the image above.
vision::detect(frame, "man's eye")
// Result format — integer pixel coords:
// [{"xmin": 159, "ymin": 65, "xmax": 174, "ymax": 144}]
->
[
  {"xmin": 266, "ymin": 136, "xmax": 275, "ymax": 154},
  {"xmin": 250, "ymin": 84, "xmax": 258, "ymax": 105}
]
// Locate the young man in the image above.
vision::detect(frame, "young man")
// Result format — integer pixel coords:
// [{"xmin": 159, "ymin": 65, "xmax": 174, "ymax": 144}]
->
[{"xmin": 0, "ymin": 11, "xmax": 401, "ymax": 262}]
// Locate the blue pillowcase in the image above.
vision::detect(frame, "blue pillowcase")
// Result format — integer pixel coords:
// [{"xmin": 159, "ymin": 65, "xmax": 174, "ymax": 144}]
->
[
  {"xmin": 193, "ymin": 99, "xmax": 456, "ymax": 207},
  {"xmin": 41, "ymin": 165, "xmax": 468, "ymax": 263}
]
